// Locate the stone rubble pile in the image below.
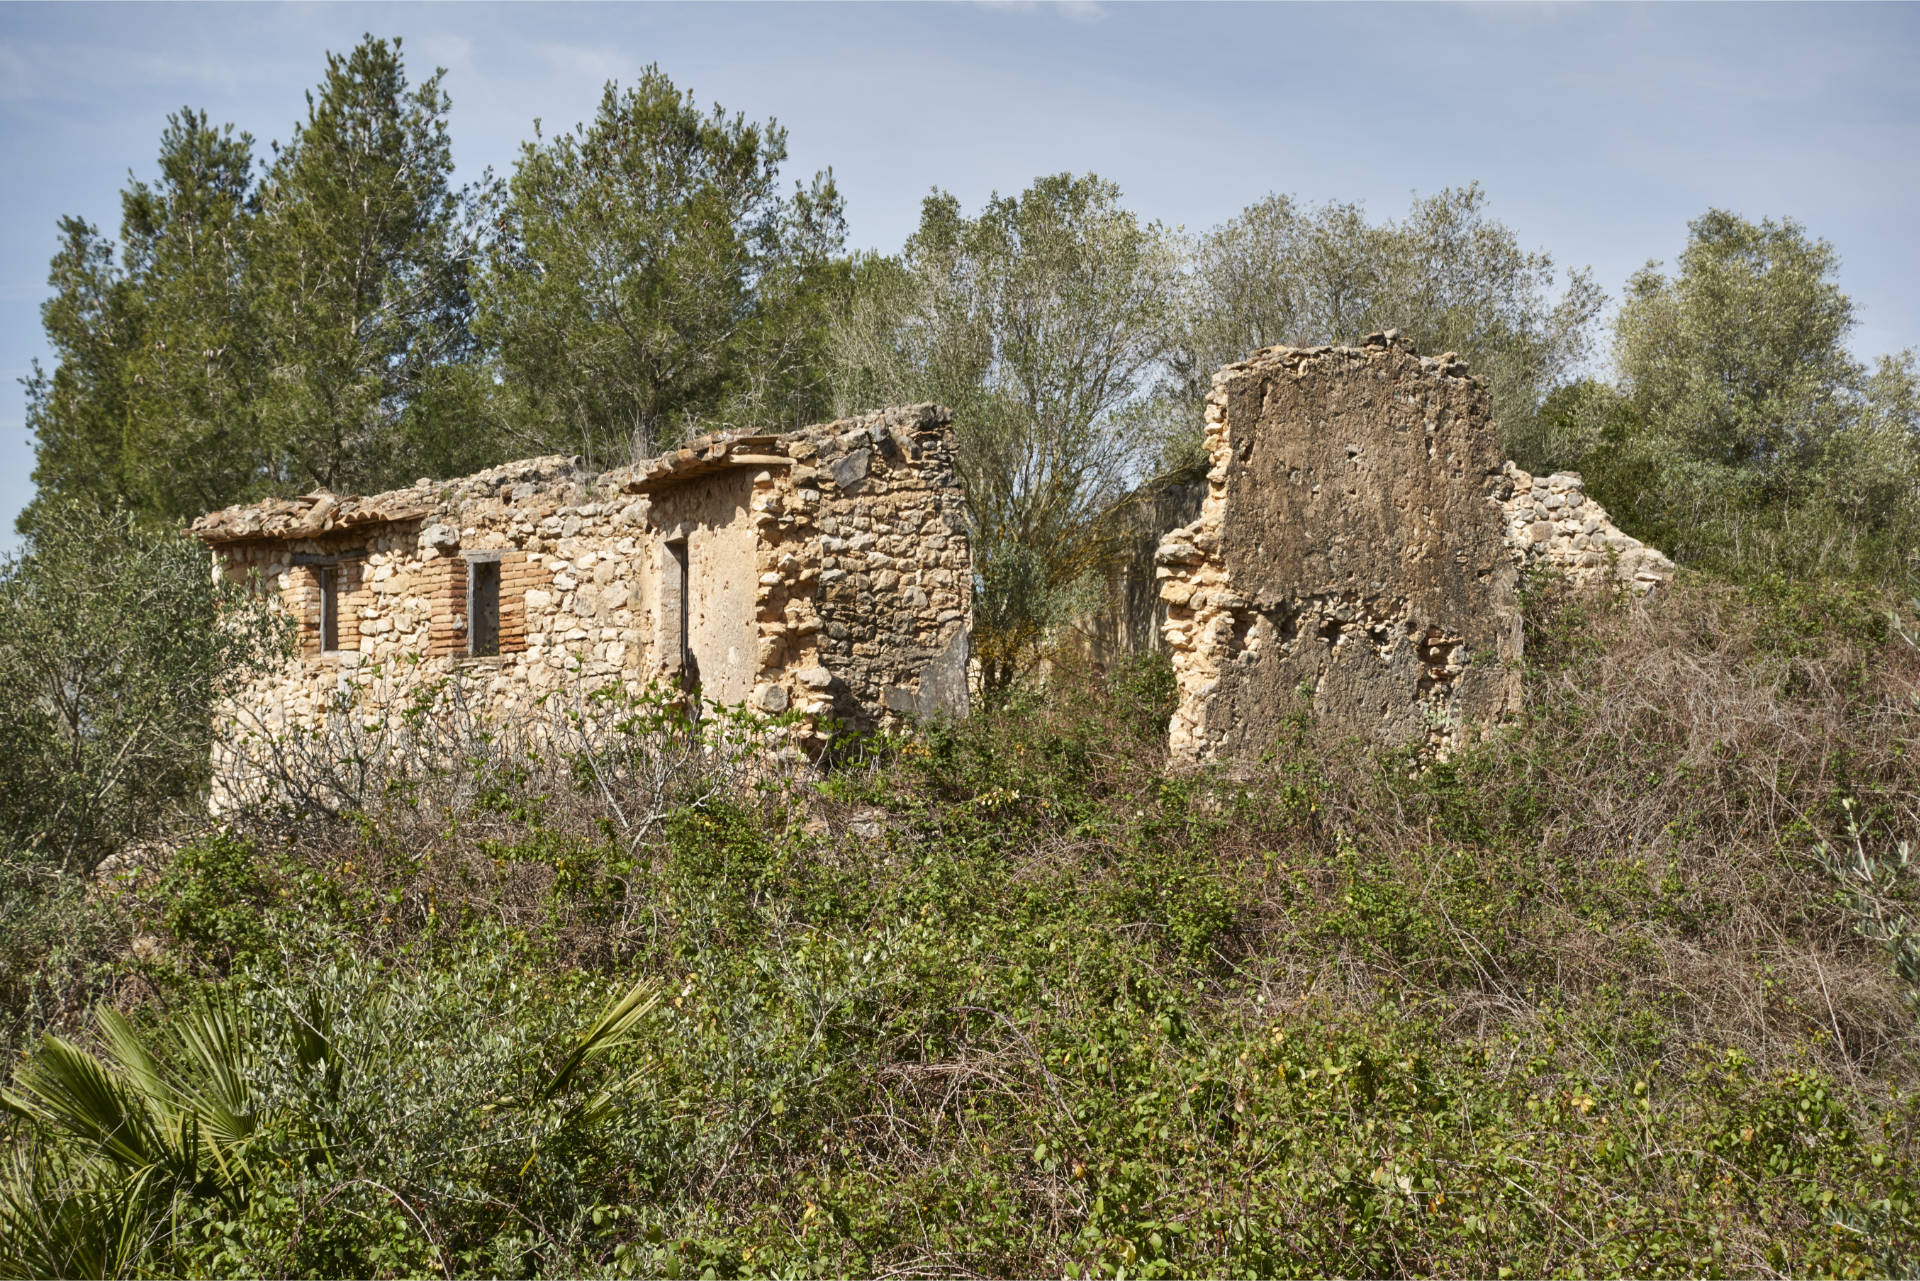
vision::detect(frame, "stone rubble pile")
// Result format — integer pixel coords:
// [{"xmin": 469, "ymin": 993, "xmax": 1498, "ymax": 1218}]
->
[{"xmin": 1498, "ymin": 462, "xmax": 1673, "ymax": 592}]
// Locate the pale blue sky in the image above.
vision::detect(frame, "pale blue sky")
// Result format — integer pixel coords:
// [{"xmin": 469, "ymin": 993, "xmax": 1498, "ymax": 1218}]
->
[{"xmin": 4, "ymin": 1, "xmax": 1918, "ymax": 551}]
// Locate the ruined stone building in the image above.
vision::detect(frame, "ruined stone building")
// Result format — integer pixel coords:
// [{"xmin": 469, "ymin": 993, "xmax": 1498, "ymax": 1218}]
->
[
  {"xmin": 197, "ymin": 339, "xmax": 1669, "ymax": 783},
  {"xmin": 193, "ymin": 405, "xmax": 971, "ymax": 783},
  {"xmin": 1155, "ymin": 332, "xmax": 1670, "ymax": 763}
]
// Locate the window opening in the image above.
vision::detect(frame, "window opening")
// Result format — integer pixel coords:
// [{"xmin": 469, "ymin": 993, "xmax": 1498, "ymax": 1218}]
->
[
  {"xmin": 468, "ymin": 559, "xmax": 500, "ymax": 657},
  {"xmin": 318, "ymin": 566, "xmax": 340, "ymax": 653},
  {"xmin": 664, "ymin": 537, "xmax": 691, "ymax": 681}
]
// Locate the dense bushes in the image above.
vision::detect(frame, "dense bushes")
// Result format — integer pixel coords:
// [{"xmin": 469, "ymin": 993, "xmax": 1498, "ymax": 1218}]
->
[{"xmin": 4, "ymin": 573, "xmax": 1919, "ymax": 1277}]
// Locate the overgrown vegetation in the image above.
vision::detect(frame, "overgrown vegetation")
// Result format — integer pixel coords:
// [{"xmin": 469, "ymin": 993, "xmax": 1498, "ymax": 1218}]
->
[
  {"xmin": 4, "ymin": 574, "xmax": 1918, "ymax": 1277},
  {"xmin": 9, "ymin": 27, "xmax": 1920, "ymax": 1279}
]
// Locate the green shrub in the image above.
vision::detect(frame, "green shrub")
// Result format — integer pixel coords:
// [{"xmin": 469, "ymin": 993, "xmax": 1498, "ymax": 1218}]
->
[{"xmin": 5, "ymin": 574, "xmax": 1918, "ymax": 1277}]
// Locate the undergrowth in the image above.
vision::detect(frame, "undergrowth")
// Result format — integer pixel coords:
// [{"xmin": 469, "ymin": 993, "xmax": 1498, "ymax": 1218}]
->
[{"xmin": 4, "ymin": 573, "xmax": 1919, "ymax": 1278}]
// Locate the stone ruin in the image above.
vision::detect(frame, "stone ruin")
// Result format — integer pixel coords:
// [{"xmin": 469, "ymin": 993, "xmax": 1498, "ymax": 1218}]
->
[
  {"xmin": 194, "ymin": 405, "xmax": 971, "ymax": 790},
  {"xmin": 195, "ymin": 340, "xmax": 1671, "ymax": 787},
  {"xmin": 1156, "ymin": 332, "xmax": 1671, "ymax": 763}
]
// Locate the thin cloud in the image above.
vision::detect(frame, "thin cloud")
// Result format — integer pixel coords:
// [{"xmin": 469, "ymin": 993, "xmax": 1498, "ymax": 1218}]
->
[{"xmin": 977, "ymin": 1, "xmax": 1108, "ymax": 23}]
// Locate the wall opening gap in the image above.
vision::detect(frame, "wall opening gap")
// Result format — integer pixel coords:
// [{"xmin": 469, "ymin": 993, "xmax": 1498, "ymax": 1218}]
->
[{"xmin": 469, "ymin": 559, "xmax": 500, "ymax": 657}]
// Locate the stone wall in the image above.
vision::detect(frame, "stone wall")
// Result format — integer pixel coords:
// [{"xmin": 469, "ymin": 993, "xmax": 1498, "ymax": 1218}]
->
[
  {"xmin": 1155, "ymin": 336, "xmax": 1677, "ymax": 764},
  {"xmin": 1497, "ymin": 461, "xmax": 1674, "ymax": 591},
  {"xmin": 1070, "ymin": 476, "xmax": 1208, "ymax": 668},
  {"xmin": 1156, "ymin": 334, "xmax": 1525, "ymax": 763},
  {"xmin": 196, "ymin": 405, "xmax": 969, "ymax": 796}
]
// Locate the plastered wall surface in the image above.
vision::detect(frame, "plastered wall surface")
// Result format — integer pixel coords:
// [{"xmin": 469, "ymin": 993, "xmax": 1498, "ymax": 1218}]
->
[
  {"xmin": 1156, "ymin": 335, "xmax": 1674, "ymax": 764},
  {"xmin": 195, "ymin": 405, "xmax": 969, "ymax": 798}
]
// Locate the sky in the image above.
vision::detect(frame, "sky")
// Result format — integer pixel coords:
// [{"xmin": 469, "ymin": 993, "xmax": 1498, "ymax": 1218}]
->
[{"xmin": 2, "ymin": 1, "xmax": 1918, "ymax": 552}]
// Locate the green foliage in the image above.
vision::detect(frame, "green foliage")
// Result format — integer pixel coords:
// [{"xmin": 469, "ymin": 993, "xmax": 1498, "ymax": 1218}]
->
[
  {"xmin": 0, "ymin": 958, "xmax": 659, "ymax": 1279},
  {"xmin": 157, "ymin": 833, "xmax": 274, "ymax": 967},
  {"xmin": 21, "ymin": 218, "xmax": 142, "ymax": 527},
  {"xmin": 475, "ymin": 68, "xmax": 847, "ymax": 466},
  {"xmin": 0, "ymin": 865, "xmax": 129, "ymax": 1064},
  {"xmin": 116, "ymin": 110, "xmax": 264, "ymax": 522},
  {"xmin": 1182, "ymin": 183, "xmax": 1605, "ymax": 470},
  {"xmin": 251, "ymin": 35, "xmax": 482, "ymax": 495},
  {"xmin": 832, "ymin": 174, "xmax": 1184, "ymax": 689},
  {"xmin": 0, "ymin": 503, "xmax": 288, "ymax": 877},
  {"xmin": 1569, "ymin": 210, "xmax": 1920, "ymax": 589},
  {"xmin": 4, "ymin": 577, "xmax": 1920, "ymax": 1276},
  {"xmin": 22, "ymin": 38, "xmax": 489, "ymax": 529}
]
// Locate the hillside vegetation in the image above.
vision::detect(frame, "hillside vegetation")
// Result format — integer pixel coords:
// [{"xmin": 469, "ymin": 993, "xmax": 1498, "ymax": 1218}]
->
[
  {"xmin": 4, "ymin": 573, "xmax": 1918, "ymax": 1278},
  {"xmin": 8, "ymin": 30, "xmax": 1920, "ymax": 1279}
]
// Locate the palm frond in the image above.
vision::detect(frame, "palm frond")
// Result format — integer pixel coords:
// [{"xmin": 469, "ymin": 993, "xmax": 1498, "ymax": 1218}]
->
[
  {"xmin": 1, "ymin": 1033, "xmax": 175, "ymax": 1176},
  {"xmin": 0, "ymin": 1142, "xmax": 162, "ymax": 1280},
  {"xmin": 542, "ymin": 977, "xmax": 660, "ymax": 1102}
]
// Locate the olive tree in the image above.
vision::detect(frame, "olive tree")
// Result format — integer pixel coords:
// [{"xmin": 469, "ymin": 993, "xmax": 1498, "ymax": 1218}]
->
[
  {"xmin": 1598, "ymin": 210, "xmax": 1920, "ymax": 584},
  {"xmin": 0, "ymin": 504, "xmax": 288, "ymax": 878},
  {"xmin": 831, "ymin": 174, "xmax": 1184, "ymax": 689},
  {"xmin": 1178, "ymin": 184, "xmax": 1604, "ymax": 471}
]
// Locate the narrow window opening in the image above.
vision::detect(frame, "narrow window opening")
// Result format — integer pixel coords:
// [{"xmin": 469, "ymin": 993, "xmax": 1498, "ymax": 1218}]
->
[
  {"xmin": 664, "ymin": 537, "xmax": 702, "ymax": 695},
  {"xmin": 469, "ymin": 559, "xmax": 500, "ymax": 657},
  {"xmin": 664, "ymin": 536, "xmax": 692, "ymax": 685},
  {"xmin": 318, "ymin": 566, "xmax": 340, "ymax": 653}
]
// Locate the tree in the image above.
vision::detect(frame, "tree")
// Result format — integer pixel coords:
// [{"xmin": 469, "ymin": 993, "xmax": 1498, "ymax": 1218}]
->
[
  {"xmin": 251, "ymin": 35, "xmax": 479, "ymax": 496},
  {"xmin": 19, "ymin": 219, "xmax": 141, "ymax": 530},
  {"xmin": 1593, "ymin": 210, "xmax": 1919, "ymax": 584},
  {"xmin": 474, "ymin": 69, "xmax": 846, "ymax": 468},
  {"xmin": 117, "ymin": 110, "xmax": 265, "ymax": 522},
  {"xmin": 831, "ymin": 174, "xmax": 1183, "ymax": 689},
  {"xmin": 1616, "ymin": 210, "xmax": 1860, "ymax": 477},
  {"xmin": 1180, "ymin": 184, "xmax": 1604, "ymax": 471},
  {"xmin": 0, "ymin": 503, "xmax": 287, "ymax": 878}
]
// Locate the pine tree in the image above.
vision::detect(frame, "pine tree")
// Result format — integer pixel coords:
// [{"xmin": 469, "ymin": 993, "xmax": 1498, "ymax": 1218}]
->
[
  {"xmin": 19, "ymin": 219, "xmax": 140, "ymax": 531},
  {"xmin": 251, "ymin": 35, "xmax": 477, "ymax": 495},
  {"xmin": 118, "ymin": 110, "xmax": 265, "ymax": 521},
  {"xmin": 474, "ymin": 68, "xmax": 845, "ymax": 467}
]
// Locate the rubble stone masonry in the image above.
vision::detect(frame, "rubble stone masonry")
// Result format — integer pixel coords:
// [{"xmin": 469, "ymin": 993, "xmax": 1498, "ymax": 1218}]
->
[
  {"xmin": 1156, "ymin": 334, "xmax": 1672, "ymax": 763},
  {"xmin": 195, "ymin": 405, "xmax": 969, "ymax": 792}
]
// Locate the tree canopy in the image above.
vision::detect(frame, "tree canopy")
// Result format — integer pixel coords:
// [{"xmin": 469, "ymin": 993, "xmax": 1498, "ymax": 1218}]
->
[
  {"xmin": 1545, "ymin": 210, "xmax": 1920, "ymax": 583},
  {"xmin": 1180, "ymin": 184, "xmax": 1604, "ymax": 471},
  {"xmin": 831, "ymin": 173, "xmax": 1184, "ymax": 688},
  {"xmin": 474, "ymin": 70, "xmax": 846, "ymax": 468}
]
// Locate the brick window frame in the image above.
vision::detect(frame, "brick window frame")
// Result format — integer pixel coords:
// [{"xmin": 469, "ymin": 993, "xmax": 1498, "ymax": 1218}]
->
[
  {"xmin": 426, "ymin": 549, "xmax": 546, "ymax": 658},
  {"xmin": 292, "ymin": 551, "xmax": 363, "ymax": 657}
]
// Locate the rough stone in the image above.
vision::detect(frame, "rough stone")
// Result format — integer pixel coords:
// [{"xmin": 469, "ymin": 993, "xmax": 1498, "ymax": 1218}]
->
[
  {"xmin": 195, "ymin": 404, "xmax": 969, "ymax": 805},
  {"xmin": 1155, "ymin": 340, "xmax": 1674, "ymax": 766}
]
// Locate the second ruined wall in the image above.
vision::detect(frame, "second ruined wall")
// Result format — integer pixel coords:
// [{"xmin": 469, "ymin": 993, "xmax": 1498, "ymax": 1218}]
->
[
  {"xmin": 1158, "ymin": 336, "xmax": 1525, "ymax": 761},
  {"xmin": 1155, "ymin": 336, "xmax": 1677, "ymax": 764}
]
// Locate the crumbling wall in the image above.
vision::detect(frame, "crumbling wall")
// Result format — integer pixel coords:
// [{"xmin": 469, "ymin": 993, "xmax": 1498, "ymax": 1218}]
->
[
  {"xmin": 1070, "ymin": 477, "xmax": 1208, "ymax": 668},
  {"xmin": 196, "ymin": 405, "xmax": 968, "ymax": 801},
  {"xmin": 1498, "ymin": 462, "xmax": 1673, "ymax": 591},
  {"xmin": 1157, "ymin": 336, "xmax": 1525, "ymax": 762},
  {"xmin": 798, "ymin": 405, "xmax": 972, "ymax": 727},
  {"xmin": 1156, "ymin": 337, "xmax": 1679, "ymax": 764}
]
